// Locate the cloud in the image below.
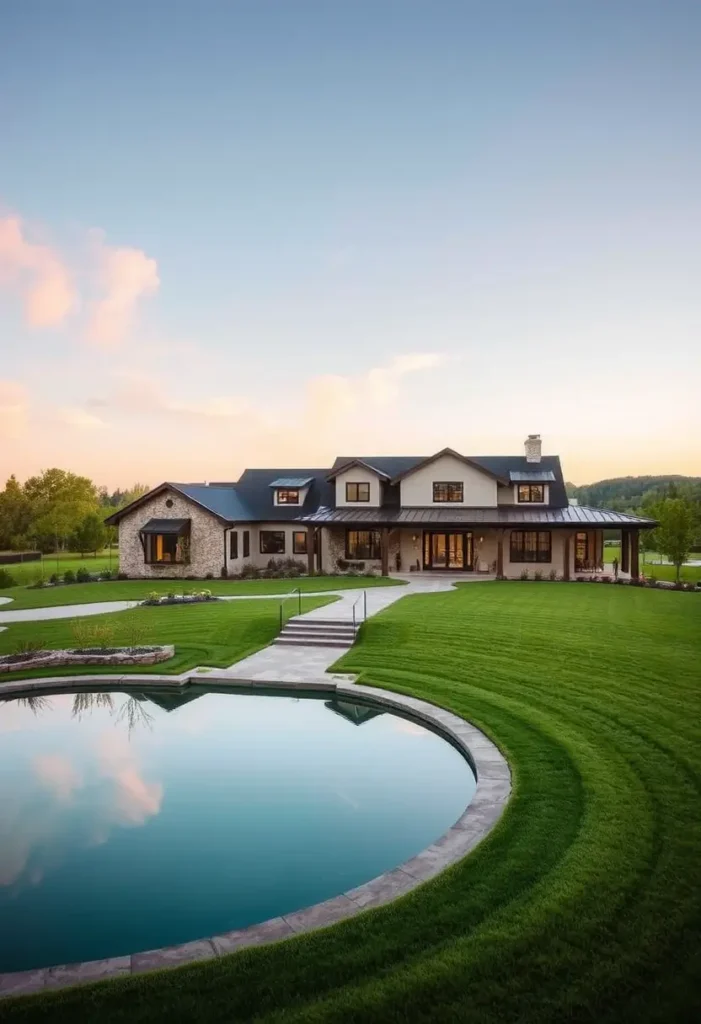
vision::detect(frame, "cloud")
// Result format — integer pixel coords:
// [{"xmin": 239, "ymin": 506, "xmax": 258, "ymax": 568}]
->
[
  {"xmin": 0, "ymin": 215, "xmax": 75, "ymax": 327},
  {"xmin": 0, "ymin": 379, "xmax": 29, "ymax": 438},
  {"xmin": 33, "ymin": 754, "xmax": 83, "ymax": 802},
  {"xmin": 97, "ymin": 731, "xmax": 163, "ymax": 826},
  {"xmin": 86, "ymin": 236, "xmax": 160, "ymax": 347},
  {"xmin": 111, "ymin": 372, "xmax": 250, "ymax": 421},
  {"xmin": 56, "ymin": 406, "xmax": 107, "ymax": 429}
]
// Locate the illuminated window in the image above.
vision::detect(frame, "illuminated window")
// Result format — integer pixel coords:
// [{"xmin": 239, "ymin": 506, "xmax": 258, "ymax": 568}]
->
[
  {"xmin": 276, "ymin": 489, "xmax": 299, "ymax": 504},
  {"xmin": 509, "ymin": 531, "xmax": 551, "ymax": 563},
  {"xmin": 293, "ymin": 531, "xmax": 307, "ymax": 555},
  {"xmin": 517, "ymin": 484, "xmax": 545, "ymax": 503},
  {"xmin": 345, "ymin": 530, "xmax": 381, "ymax": 560},
  {"xmin": 433, "ymin": 482, "xmax": 463, "ymax": 502}
]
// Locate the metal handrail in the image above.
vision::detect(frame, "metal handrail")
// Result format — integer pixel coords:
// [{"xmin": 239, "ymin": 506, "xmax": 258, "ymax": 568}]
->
[
  {"xmin": 279, "ymin": 587, "xmax": 302, "ymax": 629},
  {"xmin": 351, "ymin": 590, "xmax": 367, "ymax": 631}
]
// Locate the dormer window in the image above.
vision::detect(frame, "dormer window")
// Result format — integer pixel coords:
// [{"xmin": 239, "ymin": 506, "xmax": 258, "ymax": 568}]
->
[
  {"xmin": 517, "ymin": 484, "xmax": 545, "ymax": 503},
  {"xmin": 345, "ymin": 482, "xmax": 370, "ymax": 502},
  {"xmin": 276, "ymin": 489, "xmax": 299, "ymax": 504},
  {"xmin": 433, "ymin": 481, "xmax": 464, "ymax": 503}
]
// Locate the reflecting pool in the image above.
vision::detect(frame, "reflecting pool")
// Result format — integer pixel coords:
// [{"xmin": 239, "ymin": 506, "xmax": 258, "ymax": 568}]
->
[{"xmin": 0, "ymin": 686, "xmax": 475, "ymax": 972}]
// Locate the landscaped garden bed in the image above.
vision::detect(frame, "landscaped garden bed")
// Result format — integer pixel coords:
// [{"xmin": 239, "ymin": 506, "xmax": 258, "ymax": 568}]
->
[
  {"xmin": 141, "ymin": 589, "xmax": 219, "ymax": 606},
  {"xmin": 0, "ymin": 644, "xmax": 174, "ymax": 673}
]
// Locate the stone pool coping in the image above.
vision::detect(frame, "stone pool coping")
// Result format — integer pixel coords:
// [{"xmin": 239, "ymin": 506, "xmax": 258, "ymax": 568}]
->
[{"xmin": 0, "ymin": 673, "xmax": 511, "ymax": 999}]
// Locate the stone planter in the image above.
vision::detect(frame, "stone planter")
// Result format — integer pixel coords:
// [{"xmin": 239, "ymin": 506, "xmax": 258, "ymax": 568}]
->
[{"xmin": 0, "ymin": 645, "xmax": 175, "ymax": 674}]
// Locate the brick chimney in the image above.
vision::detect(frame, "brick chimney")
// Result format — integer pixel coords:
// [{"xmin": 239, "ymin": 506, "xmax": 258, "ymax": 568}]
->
[{"xmin": 525, "ymin": 434, "xmax": 542, "ymax": 463}]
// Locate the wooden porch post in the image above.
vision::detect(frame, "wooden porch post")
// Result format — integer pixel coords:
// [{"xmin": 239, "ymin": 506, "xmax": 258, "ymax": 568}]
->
[
  {"xmin": 381, "ymin": 526, "xmax": 390, "ymax": 577},
  {"xmin": 630, "ymin": 530, "xmax": 640, "ymax": 579},
  {"xmin": 621, "ymin": 530, "xmax": 630, "ymax": 574},
  {"xmin": 306, "ymin": 527, "xmax": 315, "ymax": 576},
  {"xmin": 496, "ymin": 529, "xmax": 504, "ymax": 578},
  {"xmin": 563, "ymin": 532, "xmax": 571, "ymax": 581}
]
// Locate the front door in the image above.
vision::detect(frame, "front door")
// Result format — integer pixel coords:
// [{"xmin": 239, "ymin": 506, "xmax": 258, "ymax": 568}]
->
[{"xmin": 423, "ymin": 531, "xmax": 473, "ymax": 570}]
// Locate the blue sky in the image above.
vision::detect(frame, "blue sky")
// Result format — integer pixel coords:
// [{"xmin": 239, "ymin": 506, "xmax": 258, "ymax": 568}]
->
[{"xmin": 1, "ymin": 0, "xmax": 699, "ymax": 487}]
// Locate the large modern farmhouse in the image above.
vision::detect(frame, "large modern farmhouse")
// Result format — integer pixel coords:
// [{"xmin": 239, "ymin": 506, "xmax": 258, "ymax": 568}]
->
[{"xmin": 106, "ymin": 435, "xmax": 656, "ymax": 579}]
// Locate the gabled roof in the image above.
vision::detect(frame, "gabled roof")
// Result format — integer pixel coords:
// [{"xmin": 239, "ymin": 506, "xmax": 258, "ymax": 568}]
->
[
  {"xmin": 326, "ymin": 459, "xmax": 392, "ymax": 481},
  {"xmin": 389, "ymin": 448, "xmax": 510, "ymax": 486},
  {"xmin": 103, "ymin": 482, "xmax": 254, "ymax": 526},
  {"xmin": 233, "ymin": 468, "xmax": 335, "ymax": 522}
]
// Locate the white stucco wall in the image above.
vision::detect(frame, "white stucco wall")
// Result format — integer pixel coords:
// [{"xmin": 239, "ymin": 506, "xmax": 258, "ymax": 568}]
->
[
  {"xmin": 334, "ymin": 466, "xmax": 383, "ymax": 507},
  {"xmin": 400, "ymin": 455, "xmax": 498, "ymax": 507},
  {"xmin": 225, "ymin": 522, "xmax": 310, "ymax": 571}
]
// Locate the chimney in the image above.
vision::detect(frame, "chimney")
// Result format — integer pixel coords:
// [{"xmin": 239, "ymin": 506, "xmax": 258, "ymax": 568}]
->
[{"xmin": 524, "ymin": 434, "xmax": 542, "ymax": 463}]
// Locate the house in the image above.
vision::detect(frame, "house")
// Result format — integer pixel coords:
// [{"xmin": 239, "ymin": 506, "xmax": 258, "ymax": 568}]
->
[{"xmin": 105, "ymin": 435, "xmax": 656, "ymax": 580}]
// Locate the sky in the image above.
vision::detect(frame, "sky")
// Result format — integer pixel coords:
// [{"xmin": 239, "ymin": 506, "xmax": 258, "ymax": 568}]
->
[{"xmin": 0, "ymin": 0, "xmax": 699, "ymax": 489}]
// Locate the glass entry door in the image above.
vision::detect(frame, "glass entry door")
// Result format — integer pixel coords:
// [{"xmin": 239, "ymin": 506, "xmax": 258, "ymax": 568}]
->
[{"xmin": 423, "ymin": 532, "xmax": 473, "ymax": 570}]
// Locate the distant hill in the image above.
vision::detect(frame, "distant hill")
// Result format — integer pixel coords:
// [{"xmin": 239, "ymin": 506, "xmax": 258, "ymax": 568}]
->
[{"xmin": 566, "ymin": 475, "xmax": 701, "ymax": 513}]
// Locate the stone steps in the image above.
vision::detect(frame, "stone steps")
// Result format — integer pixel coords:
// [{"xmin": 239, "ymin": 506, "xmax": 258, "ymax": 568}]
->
[{"xmin": 275, "ymin": 617, "xmax": 359, "ymax": 649}]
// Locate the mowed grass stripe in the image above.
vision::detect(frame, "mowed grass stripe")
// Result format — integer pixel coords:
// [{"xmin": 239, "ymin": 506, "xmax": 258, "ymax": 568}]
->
[{"xmin": 3, "ymin": 583, "xmax": 699, "ymax": 1023}]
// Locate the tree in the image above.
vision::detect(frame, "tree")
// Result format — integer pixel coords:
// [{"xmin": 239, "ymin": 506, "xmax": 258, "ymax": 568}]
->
[
  {"xmin": 24, "ymin": 468, "xmax": 99, "ymax": 552},
  {"xmin": 71, "ymin": 511, "xmax": 108, "ymax": 557},
  {"xmin": 652, "ymin": 498, "xmax": 695, "ymax": 583},
  {"xmin": 0, "ymin": 475, "xmax": 32, "ymax": 550}
]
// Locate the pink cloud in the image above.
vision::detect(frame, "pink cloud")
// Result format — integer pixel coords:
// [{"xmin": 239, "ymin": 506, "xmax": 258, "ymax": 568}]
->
[
  {"xmin": 87, "ymin": 239, "xmax": 160, "ymax": 347},
  {"xmin": 97, "ymin": 731, "xmax": 163, "ymax": 826},
  {"xmin": 0, "ymin": 215, "xmax": 75, "ymax": 327},
  {"xmin": 33, "ymin": 754, "xmax": 83, "ymax": 802},
  {"xmin": 0, "ymin": 379, "xmax": 29, "ymax": 438}
]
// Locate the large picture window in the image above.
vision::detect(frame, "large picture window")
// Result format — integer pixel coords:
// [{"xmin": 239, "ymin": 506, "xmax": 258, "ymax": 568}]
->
[
  {"xmin": 345, "ymin": 530, "xmax": 381, "ymax": 560},
  {"xmin": 260, "ymin": 531, "xmax": 286, "ymax": 554},
  {"xmin": 293, "ymin": 531, "xmax": 308, "ymax": 555},
  {"xmin": 276, "ymin": 489, "xmax": 299, "ymax": 504},
  {"xmin": 140, "ymin": 519, "xmax": 190, "ymax": 564},
  {"xmin": 345, "ymin": 482, "xmax": 370, "ymax": 502},
  {"xmin": 433, "ymin": 481, "xmax": 464, "ymax": 503},
  {"xmin": 517, "ymin": 484, "xmax": 545, "ymax": 503},
  {"xmin": 510, "ymin": 530, "xmax": 552, "ymax": 563}
]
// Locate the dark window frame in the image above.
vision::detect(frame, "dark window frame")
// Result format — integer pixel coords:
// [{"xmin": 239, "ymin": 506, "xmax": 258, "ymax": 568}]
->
[
  {"xmin": 144, "ymin": 532, "xmax": 186, "ymax": 565},
  {"xmin": 293, "ymin": 531, "xmax": 308, "ymax": 555},
  {"xmin": 517, "ymin": 484, "xmax": 545, "ymax": 503},
  {"xmin": 260, "ymin": 530, "xmax": 286, "ymax": 555},
  {"xmin": 276, "ymin": 489, "xmax": 300, "ymax": 505},
  {"xmin": 345, "ymin": 529, "xmax": 381, "ymax": 560},
  {"xmin": 509, "ymin": 530, "xmax": 552, "ymax": 563},
  {"xmin": 229, "ymin": 531, "xmax": 238, "ymax": 560},
  {"xmin": 432, "ymin": 481, "xmax": 464, "ymax": 503},
  {"xmin": 345, "ymin": 481, "xmax": 370, "ymax": 503},
  {"xmin": 243, "ymin": 530, "xmax": 250, "ymax": 558}
]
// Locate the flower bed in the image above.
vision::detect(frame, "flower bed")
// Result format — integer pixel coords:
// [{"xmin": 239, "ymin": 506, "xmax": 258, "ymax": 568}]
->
[
  {"xmin": 141, "ymin": 590, "xmax": 218, "ymax": 606},
  {"xmin": 0, "ymin": 644, "xmax": 174, "ymax": 674}
]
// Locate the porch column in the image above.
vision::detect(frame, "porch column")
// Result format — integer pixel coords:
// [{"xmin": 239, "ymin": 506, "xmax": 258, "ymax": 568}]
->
[
  {"xmin": 630, "ymin": 530, "xmax": 640, "ymax": 578},
  {"xmin": 621, "ymin": 530, "xmax": 630, "ymax": 574},
  {"xmin": 381, "ymin": 526, "xmax": 390, "ymax": 577},
  {"xmin": 306, "ymin": 527, "xmax": 315, "ymax": 576},
  {"xmin": 496, "ymin": 529, "xmax": 504, "ymax": 577},
  {"xmin": 563, "ymin": 532, "xmax": 571, "ymax": 581}
]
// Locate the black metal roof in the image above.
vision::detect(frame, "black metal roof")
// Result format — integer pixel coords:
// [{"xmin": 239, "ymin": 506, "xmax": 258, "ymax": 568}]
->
[
  {"xmin": 139, "ymin": 518, "xmax": 190, "ymax": 535},
  {"xmin": 299, "ymin": 505, "xmax": 657, "ymax": 527}
]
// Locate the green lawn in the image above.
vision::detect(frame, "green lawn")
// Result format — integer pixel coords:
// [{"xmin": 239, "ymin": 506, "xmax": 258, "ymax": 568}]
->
[
  {"xmin": 0, "ymin": 596, "xmax": 336, "ymax": 681},
  {"xmin": 603, "ymin": 545, "xmax": 701, "ymax": 582},
  {"xmin": 0, "ymin": 575, "xmax": 403, "ymax": 611},
  {"xmin": 3, "ymin": 584, "xmax": 700, "ymax": 1023},
  {"xmin": 1, "ymin": 550, "xmax": 115, "ymax": 586}
]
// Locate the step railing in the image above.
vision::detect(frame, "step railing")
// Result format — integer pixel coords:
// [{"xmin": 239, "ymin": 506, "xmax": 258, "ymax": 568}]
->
[
  {"xmin": 351, "ymin": 590, "xmax": 368, "ymax": 631},
  {"xmin": 279, "ymin": 587, "xmax": 302, "ymax": 629}
]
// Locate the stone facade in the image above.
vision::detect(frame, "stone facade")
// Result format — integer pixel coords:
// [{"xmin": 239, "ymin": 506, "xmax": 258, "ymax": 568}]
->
[{"xmin": 119, "ymin": 490, "xmax": 226, "ymax": 579}]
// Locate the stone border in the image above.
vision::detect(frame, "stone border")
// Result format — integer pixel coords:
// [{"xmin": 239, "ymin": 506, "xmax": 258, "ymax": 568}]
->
[
  {"xmin": 0, "ymin": 645, "xmax": 174, "ymax": 674},
  {"xmin": 0, "ymin": 674, "xmax": 510, "ymax": 999}
]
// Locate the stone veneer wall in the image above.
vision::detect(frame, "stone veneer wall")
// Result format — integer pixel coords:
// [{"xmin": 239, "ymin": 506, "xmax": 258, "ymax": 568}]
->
[{"xmin": 119, "ymin": 490, "xmax": 226, "ymax": 579}]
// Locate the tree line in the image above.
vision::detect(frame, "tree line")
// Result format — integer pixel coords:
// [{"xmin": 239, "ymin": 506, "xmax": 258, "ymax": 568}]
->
[{"xmin": 0, "ymin": 469, "xmax": 149, "ymax": 556}]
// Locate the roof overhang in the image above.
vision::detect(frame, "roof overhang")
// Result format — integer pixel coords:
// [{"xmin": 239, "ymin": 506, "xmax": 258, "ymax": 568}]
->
[
  {"xmin": 269, "ymin": 477, "xmax": 313, "ymax": 488},
  {"xmin": 326, "ymin": 459, "xmax": 391, "ymax": 482},
  {"xmin": 509, "ymin": 470, "xmax": 556, "ymax": 483},
  {"xmin": 389, "ymin": 448, "xmax": 509, "ymax": 486},
  {"xmin": 139, "ymin": 518, "xmax": 190, "ymax": 536}
]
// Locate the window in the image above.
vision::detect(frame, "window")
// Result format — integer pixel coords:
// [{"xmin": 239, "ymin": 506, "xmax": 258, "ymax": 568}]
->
[
  {"xmin": 293, "ymin": 531, "xmax": 308, "ymax": 555},
  {"xmin": 345, "ymin": 530, "xmax": 381, "ymax": 560},
  {"xmin": 433, "ymin": 481, "xmax": 464, "ymax": 503},
  {"xmin": 276, "ymin": 489, "xmax": 299, "ymax": 504},
  {"xmin": 229, "ymin": 531, "xmax": 238, "ymax": 560},
  {"xmin": 517, "ymin": 484, "xmax": 545, "ymax": 503},
  {"xmin": 243, "ymin": 530, "xmax": 250, "ymax": 558},
  {"xmin": 510, "ymin": 530, "xmax": 552, "ymax": 563},
  {"xmin": 345, "ymin": 481, "xmax": 370, "ymax": 502},
  {"xmin": 165, "ymin": 498, "xmax": 174, "ymax": 508},
  {"xmin": 144, "ymin": 534, "xmax": 185, "ymax": 564},
  {"xmin": 260, "ymin": 530, "xmax": 286, "ymax": 554}
]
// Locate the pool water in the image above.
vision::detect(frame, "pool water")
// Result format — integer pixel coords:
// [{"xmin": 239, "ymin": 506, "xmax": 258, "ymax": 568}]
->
[{"xmin": 0, "ymin": 687, "xmax": 475, "ymax": 972}]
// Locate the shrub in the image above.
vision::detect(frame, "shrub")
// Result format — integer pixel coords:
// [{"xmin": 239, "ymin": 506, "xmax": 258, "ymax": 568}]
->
[
  {"xmin": 519, "ymin": 570, "xmax": 529, "ymax": 581},
  {"xmin": 548, "ymin": 569, "xmax": 558, "ymax": 581},
  {"xmin": 205, "ymin": 572, "xmax": 214, "ymax": 580},
  {"xmin": 71, "ymin": 620, "xmax": 115, "ymax": 649},
  {"xmin": 337, "ymin": 558, "xmax": 349, "ymax": 573},
  {"xmin": 49, "ymin": 572, "xmax": 60, "ymax": 584},
  {"xmin": 200, "ymin": 589, "xmax": 212, "ymax": 599},
  {"xmin": 240, "ymin": 562, "xmax": 260, "ymax": 579},
  {"xmin": 76, "ymin": 567, "xmax": 91, "ymax": 583},
  {"xmin": 12, "ymin": 637, "xmax": 43, "ymax": 656},
  {"xmin": 0, "ymin": 568, "xmax": 17, "ymax": 588},
  {"xmin": 533, "ymin": 570, "xmax": 543, "ymax": 581},
  {"xmin": 220, "ymin": 566, "xmax": 228, "ymax": 578},
  {"xmin": 63, "ymin": 569, "xmax": 76, "ymax": 585},
  {"xmin": 123, "ymin": 614, "xmax": 148, "ymax": 649},
  {"xmin": 147, "ymin": 591, "xmax": 160, "ymax": 602},
  {"xmin": 117, "ymin": 572, "xmax": 129, "ymax": 580},
  {"xmin": 100, "ymin": 569, "xmax": 113, "ymax": 580}
]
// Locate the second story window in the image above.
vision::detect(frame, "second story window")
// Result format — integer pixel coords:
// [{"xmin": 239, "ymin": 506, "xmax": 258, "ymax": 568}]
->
[
  {"xmin": 276, "ymin": 489, "xmax": 299, "ymax": 504},
  {"xmin": 346, "ymin": 482, "xmax": 370, "ymax": 502},
  {"xmin": 517, "ymin": 484, "xmax": 545, "ymax": 503},
  {"xmin": 433, "ymin": 481, "xmax": 463, "ymax": 503}
]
